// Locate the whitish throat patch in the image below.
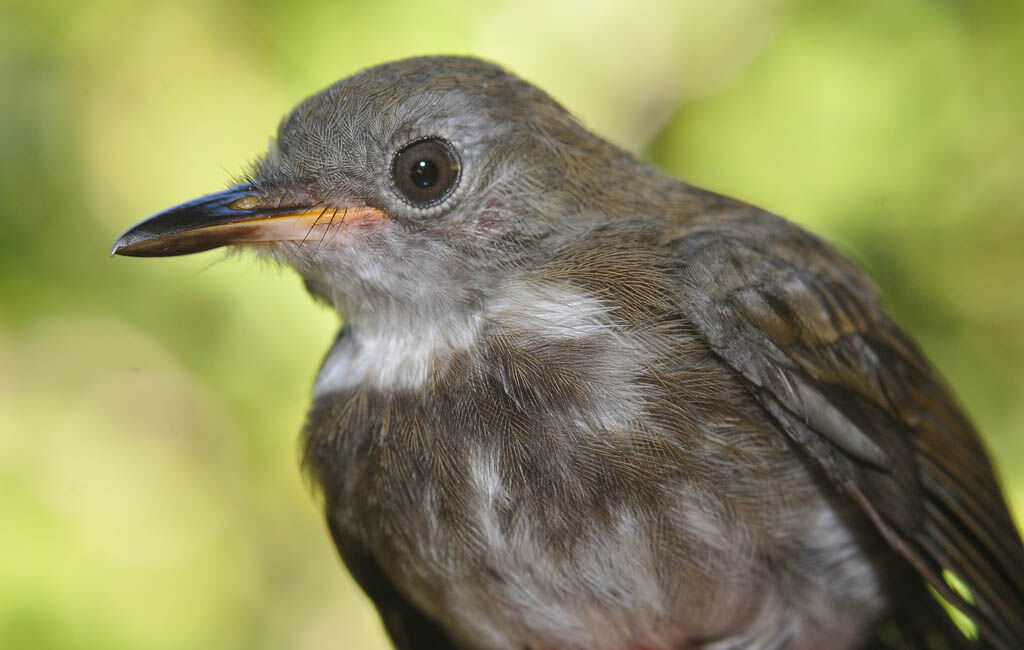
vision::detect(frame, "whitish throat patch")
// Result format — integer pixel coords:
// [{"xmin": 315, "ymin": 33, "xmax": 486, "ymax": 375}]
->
[{"xmin": 313, "ymin": 281, "xmax": 633, "ymax": 396}]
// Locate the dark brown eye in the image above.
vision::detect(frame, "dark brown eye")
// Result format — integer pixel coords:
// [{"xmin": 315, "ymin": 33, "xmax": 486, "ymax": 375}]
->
[{"xmin": 391, "ymin": 138, "xmax": 460, "ymax": 208}]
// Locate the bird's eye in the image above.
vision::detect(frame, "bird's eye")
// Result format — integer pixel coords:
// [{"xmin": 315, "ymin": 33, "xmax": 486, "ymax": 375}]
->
[{"xmin": 391, "ymin": 138, "xmax": 461, "ymax": 208}]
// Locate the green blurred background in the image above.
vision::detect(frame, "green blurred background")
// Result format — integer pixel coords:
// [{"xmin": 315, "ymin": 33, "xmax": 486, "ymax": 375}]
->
[{"xmin": 2, "ymin": 0, "xmax": 1022, "ymax": 648}]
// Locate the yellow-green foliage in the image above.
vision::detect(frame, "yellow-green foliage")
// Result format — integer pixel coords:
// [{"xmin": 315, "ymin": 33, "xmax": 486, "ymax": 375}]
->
[{"xmin": 2, "ymin": 1, "xmax": 1022, "ymax": 647}]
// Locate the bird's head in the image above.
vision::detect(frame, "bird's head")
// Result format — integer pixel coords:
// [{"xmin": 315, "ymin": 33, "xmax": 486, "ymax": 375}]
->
[{"xmin": 111, "ymin": 56, "xmax": 666, "ymax": 326}]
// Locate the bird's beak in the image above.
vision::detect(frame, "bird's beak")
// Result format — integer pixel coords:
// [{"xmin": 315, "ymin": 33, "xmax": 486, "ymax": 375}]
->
[{"xmin": 110, "ymin": 183, "xmax": 386, "ymax": 257}]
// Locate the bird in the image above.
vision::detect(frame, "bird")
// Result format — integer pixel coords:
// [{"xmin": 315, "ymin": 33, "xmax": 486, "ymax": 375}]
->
[{"xmin": 111, "ymin": 56, "xmax": 1024, "ymax": 650}]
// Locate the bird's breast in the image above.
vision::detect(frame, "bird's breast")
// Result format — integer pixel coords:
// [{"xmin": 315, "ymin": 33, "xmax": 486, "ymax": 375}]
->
[{"xmin": 302, "ymin": 280, "xmax": 889, "ymax": 649}]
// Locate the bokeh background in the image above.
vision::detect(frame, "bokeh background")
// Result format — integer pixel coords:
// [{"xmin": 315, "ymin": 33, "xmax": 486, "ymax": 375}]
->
[{"xmin": 2, "ymin": 0, "xmax": 1022, "ymax": 648}]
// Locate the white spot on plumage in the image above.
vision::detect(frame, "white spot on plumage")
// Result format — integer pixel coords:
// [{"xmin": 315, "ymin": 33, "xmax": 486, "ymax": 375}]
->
[
  {"xmin": 488, "ymin": 282, "xmax": 618, "ymax": 340},
  {"xmin": 314, "ymin": 315, "xmax": 481, "ymax": 394},
  {"xmin": 469, "ymin": 446, "xmax": 506, "ymax": 551}
]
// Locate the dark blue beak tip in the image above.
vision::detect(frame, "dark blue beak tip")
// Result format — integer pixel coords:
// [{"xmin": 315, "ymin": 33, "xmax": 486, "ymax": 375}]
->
[{"xmin": 107, "ymin": 182, "xmax": 263, "ymax": 258}]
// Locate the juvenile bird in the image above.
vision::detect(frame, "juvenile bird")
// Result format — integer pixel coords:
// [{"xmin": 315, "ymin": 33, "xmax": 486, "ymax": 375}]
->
[{"xmin": 112, "ymin": 57, "xmax": 1024, "ymax": 650}]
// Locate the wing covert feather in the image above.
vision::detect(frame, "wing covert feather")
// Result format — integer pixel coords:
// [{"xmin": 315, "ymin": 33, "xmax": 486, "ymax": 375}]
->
[{"xmin": 670, "ymin": 209, "xmax": 1024, "ymax": 648}]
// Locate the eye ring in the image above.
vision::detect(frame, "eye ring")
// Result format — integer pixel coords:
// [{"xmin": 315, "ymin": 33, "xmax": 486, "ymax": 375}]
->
[{"xmin": 390, "ymin": 137, "xmax": 461, "ymax": 209}]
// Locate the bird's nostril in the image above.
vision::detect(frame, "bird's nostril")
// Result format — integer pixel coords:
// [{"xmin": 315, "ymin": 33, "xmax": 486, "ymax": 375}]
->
[{"xmin": 228, "ymin": 195, "xmax": 260, "ymax": 210}]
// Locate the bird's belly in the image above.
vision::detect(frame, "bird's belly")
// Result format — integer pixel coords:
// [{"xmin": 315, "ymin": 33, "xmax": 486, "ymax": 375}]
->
[
  {"xmin": 374, "ymin": 491, "xmax": 789, "ymax": 650},
  {"xmin": 367, "ymin": 483, "xmax": 890, "ymax": 650},
  {"xmin": 390, "ymin": 516, "xmax": 692, "ymax": 650}
]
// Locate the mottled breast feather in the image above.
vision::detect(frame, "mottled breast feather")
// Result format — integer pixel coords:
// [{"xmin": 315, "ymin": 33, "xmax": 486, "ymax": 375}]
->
[{"xmin": 303, "ymin": 223, "xmax": 901, "ymax": 650}]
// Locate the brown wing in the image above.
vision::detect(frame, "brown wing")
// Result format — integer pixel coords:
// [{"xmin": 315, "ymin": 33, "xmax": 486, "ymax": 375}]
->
[{"xmin": 670, "ymin": 207, "xmax": 1024, "ymax": 649}]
